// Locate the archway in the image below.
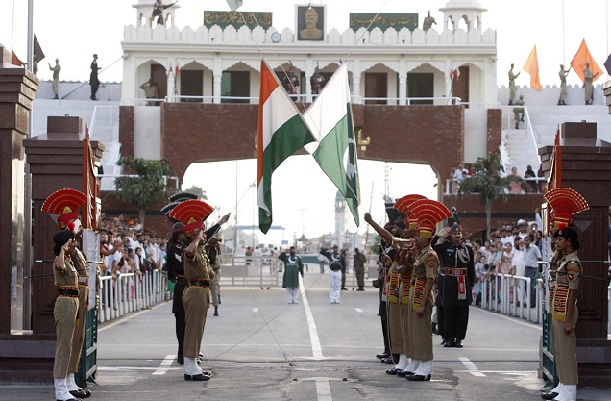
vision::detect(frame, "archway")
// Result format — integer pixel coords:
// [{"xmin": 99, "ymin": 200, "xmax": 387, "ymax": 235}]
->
[{"xmin": 182, "ymin": 157, "xmax": 437, "ymax": 250}]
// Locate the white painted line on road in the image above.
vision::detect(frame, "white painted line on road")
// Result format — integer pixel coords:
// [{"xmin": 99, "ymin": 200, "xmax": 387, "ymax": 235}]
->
[
  {"xmin": 153, "ymin": 355, "xmax": 177, "ymax": 375},
  {"xmin": 315, "ymin": 378, "xmax": 332, "ymax": 401},
  {"xmin": 355, "ymin": 308, "xmax": 363, "ymax": 313},
  {"xmin": 299, "ymin": 275, "xmax": 324, "ymax": 360},
  {"xmin": 252, "ymin": 307, "xmax": 259, "ymax": 313},
  {"xmin": 458, "ymin": 357, "xmax": 486, "ymax": 377}
]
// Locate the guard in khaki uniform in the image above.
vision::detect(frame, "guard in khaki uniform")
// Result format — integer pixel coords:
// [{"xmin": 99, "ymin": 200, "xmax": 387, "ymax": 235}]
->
[
  {"xmin": 169, "ymin": 199, "xmax": 216, "ymax": 381},
  {"xmin": 541, "ymin": 188, "xmax": 589, "ymax": 401},
  {"xmin": 42, "ymin": 188, "xmax": 91, "ymax": 400},
  {"xmin": 404, "ymin": 199, "xmax": 451, "ymax": 381}
]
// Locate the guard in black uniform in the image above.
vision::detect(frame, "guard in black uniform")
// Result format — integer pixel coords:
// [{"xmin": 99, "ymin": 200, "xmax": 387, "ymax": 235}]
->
[
  {"xmin": 167, "ymin": 222, "xmax": 187, "ymax": 364},
  {"xmin": 433, "ymin": 223, "xmax": 475, "ymax": 347}
]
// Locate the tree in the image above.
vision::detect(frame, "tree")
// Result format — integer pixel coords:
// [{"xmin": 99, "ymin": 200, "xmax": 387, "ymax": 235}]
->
[
  {"xmin": 182, "ymin": 185, "xmax": 207, "ymax": 200},
  {"xmin": 457, "ymin": 153, "xmax": 524, "ymax": 239},
  {"xmin": 114, "ymin": 157, "xmax": 176, "ymax": 229}
]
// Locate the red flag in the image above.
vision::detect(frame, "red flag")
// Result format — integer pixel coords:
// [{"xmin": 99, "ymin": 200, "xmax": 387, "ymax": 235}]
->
[
  {"xmin": 11, "ymin": 51, "xmax": 25, "ymax": 66},
  {"xmin": 570, "ymin": 39, "xmax": 603, "ymax": 83},
  {"xmin": 175, "ymin": 63, "xmax": 180, "ymax": 77},
  {"xmin": 34, "ymin": 35, "xmax": 45, "ymax": 62},
  {"xmin": 167, "ymin": 63, "xmax": 172, "ymax": 77},
  {"xmin": 523, "ymin": 45, "xmax": 542, "ymax": 90}
]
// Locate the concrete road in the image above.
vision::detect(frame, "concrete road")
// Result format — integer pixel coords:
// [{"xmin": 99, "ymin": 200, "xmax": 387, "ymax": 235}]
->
[{"xmin": 2, "ymin": 269, "xmax": 608, "ymax": 401}]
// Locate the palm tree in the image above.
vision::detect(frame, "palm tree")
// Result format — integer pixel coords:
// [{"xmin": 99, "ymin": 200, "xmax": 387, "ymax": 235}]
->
[{"xmin": 457, "ymin": 153, "xmax": 524, "ymax": 239}]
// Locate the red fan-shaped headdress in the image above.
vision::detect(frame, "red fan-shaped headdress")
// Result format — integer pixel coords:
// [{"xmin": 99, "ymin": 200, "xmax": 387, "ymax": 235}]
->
[
  {"xmin": 394, "ymin": 194, "xmax": 427, "ymax": 230},
  {"xmin": 409, "ymin": 199, "xmax": 452, "ymax": 239},
  {"xmin": 168, "ymin": 199, "xmax": 214, "ymax": 236},
  {"xmin": 544, "ymin": 188, "xmax": 589, "ymax": 230},
  {"xmin": 41, "ymin": 188, "xmax": 87, "ymax": 228}
]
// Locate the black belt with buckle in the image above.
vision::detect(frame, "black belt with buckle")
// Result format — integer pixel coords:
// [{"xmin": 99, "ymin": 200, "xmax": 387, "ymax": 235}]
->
[
  {"xmin": 189, "ymin": 279, "xmax": 210, "ymax": 288},
  {"xmin": 58, "ymin": 287, "xmax": 79, "ymax": 298},
  {"xmin": 176, "ymin": 275, "xmax": 187, "ymax": 285}
]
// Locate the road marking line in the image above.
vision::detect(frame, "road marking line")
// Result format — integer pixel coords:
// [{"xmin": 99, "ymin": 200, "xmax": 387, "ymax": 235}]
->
[
  {"xmin": 355, "ymin": 308, "xmax": 363, "ymax": 313},
  {"xmin": 153, "ymin": 355, "xmax": 176, "ymax": 375},
  {"xmin": 315, "ymin": 378, "xmax": 332, "ymax": 401},
  {"xmin": 458, "ymin": 357, "xmax": 486, "ymax": 377},
  {"xmin": 299, "ymin": 276, "xmax": 324, "ymax": 359}
]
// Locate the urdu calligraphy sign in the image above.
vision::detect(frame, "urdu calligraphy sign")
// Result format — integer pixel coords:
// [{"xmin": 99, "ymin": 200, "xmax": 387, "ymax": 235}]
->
[
  {"xmin": 349, "ymin": 13, "xmax": 418, "ymax": 32},
  {"xmin": 204, "ymin": 11, "xmax": 273, "ymax": 30}
]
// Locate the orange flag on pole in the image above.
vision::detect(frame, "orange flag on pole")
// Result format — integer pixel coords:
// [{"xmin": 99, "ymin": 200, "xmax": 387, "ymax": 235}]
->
[
  {"xmin": 570, "ymin": 39, "xmax": 603, "ymax": 83},
  {"xmin": 523, "ymin": 45, "xmax": 542, "ymax": 90}
]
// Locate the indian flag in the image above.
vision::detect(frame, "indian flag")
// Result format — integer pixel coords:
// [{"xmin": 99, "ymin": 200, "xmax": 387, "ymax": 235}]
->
[
  {"xmin": 257, "ymin": 59, "xmax": 315, "ymax": 234},
  {"xmin": 304, "ymin": 63, "xmax": 360, "ymax": 226}
]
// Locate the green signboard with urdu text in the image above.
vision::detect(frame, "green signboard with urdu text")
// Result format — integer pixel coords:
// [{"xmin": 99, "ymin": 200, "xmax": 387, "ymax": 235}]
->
[
  {"xmin": 350, "ymin": 13, "xmax": 418, "ymax": 32},
  {"xmin": 204, "ymin": 11, "xmax": 273, "ymax": 30}
]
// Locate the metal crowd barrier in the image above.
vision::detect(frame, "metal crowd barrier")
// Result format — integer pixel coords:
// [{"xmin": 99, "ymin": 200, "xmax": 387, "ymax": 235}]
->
[
  {"xmin": 480, "ymin": 273, "xmax": 544, "ymax": 324},
  {"xmin": 98, "ymin": 270, "xmax": 167, "ymax": 323}
]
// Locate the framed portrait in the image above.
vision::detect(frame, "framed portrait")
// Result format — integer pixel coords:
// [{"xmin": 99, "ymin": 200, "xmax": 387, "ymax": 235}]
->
[{"xmin": 296, "ymin": 5, "xmax": 326, "ymax": 41}]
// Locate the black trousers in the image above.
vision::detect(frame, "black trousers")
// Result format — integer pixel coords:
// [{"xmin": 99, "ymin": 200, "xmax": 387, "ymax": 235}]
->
[
  {"xmin": 525, "ymin": 266, "xmax": 538, "ymax": 307},
  {"xmin": 436, "ymin": 293, "xmax": 445, "ymax": 338},
  {"xmin": 174, "ymin": 311, "xmax": 185, "ymax": 359},
  {"xmin": 379, "ymin": 300, "xmax": 390, "ymax": 353},
  {"xmin": 444, "ymin": 305, "xmax": 470, "ymax": 340}
]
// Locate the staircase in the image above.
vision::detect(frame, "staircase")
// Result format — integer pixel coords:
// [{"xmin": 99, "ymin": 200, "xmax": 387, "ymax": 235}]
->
[{"xmin": 500, "ymin": 104, "xmax": 611, "ymax": 177}]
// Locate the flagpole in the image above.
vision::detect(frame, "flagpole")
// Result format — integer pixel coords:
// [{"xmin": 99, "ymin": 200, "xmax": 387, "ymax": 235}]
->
[
  {"xmin": 23, "ymin": 0, "xmax": 34, "ymax": 330},
  {"xmin": 561, "ymin": 0, "xmax": 566, "ymax": 64}
]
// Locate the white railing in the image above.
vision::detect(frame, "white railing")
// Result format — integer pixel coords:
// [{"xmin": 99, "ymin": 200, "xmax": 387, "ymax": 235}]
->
[
  {"xmin": 98, "ymin": 270, "xmax": 167, "ymax": 323},
  {"xmin": 480, "ymin": 273, "xmax": 544, "ymax": 324}
]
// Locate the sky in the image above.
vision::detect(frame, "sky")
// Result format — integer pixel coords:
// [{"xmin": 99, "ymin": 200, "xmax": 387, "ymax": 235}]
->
[{"xmin": 2, "ymin": 0, "xmax": 610, "ymax": 242}]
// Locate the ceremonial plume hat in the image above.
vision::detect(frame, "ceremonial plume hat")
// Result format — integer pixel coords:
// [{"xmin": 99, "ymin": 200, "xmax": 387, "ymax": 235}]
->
[
  {"xmin": 41, "ymin": 188, "xmax": 87, "ymax": 229},
  {"xmin": 544, "ymin": 188, "xmax": 589, "ymax": 230},
  {"xmin": 408, "ymin": 199, "xmax": 452, "ymax": 239},
  {"xmin": 394, "ymin": 194, "xmax": 427, "ymax": 230},
  {"xmin": 169, "ymin": 199, "xmax": 214, "ymax": 236}
]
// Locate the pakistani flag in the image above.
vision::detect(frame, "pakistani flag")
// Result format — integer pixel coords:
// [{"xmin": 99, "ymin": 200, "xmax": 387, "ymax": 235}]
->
[
  {"xmin": 304, "ymin": 63, "xmax": 361, "ymax": 226},
  {"xmin": 257, "ymin": 59, "xmax": 315, "ymax": 234}
]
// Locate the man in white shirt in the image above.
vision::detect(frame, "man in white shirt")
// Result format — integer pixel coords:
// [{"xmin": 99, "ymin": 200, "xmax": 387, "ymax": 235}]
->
[{"xmin": 523, "ymin": 233, "xmax": 542, "ymax": 308}]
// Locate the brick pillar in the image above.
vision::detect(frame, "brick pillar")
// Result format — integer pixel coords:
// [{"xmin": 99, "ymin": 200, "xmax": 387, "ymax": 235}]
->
[
  {"xmin": 24, "ymin": 116, "xmax": 104, "ymax": 337},
  {"xmin": 539, "ymin": 121, "xmax": 611, "ymax": 387}
]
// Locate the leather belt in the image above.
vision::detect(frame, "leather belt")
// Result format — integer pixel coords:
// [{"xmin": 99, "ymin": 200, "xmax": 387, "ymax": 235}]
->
[
  {"xmin": 58, "ymin": 286, "xmax": 80, "ymax": 298},
  {"xmin": 176, "ymin": 275, "xmax": 187, "ymax": 285},
  {"xmin": 189, "ymin": 279, "xmax": 210, "ymax": 288},
  {"xmin": 444, "ymin": 267, "xmax": 467, "ymax": 276}
]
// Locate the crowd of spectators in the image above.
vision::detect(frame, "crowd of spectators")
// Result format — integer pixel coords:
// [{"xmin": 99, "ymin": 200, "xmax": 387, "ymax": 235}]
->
[
  {"xmin": 98, "ymin": 214, "xmax": 168, "ymax": 281},
  {"xmin": 467, "ymin": 216, "xmax": 551, "ymax": 307},
  {"xmin": 448, "ymin": 163, "xmax": 547, "ymax": 194}
]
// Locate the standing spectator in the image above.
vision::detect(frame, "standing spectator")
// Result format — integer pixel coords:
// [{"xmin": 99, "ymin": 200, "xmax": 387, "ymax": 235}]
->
[
  {"xmin": 278, "ymin": 246, "xmax": 304, "ymax": 304},
  {"xmin": 320, "ymin": 245, "xmax": 344, "ymax": 304},
  {"xmin": 48, "ymin": 58, "xmax": 60, "ymax": 99},
  {"xmin": 340, "ymin": 248, "xmax": 348, "ymax": 290},
  {"xmin": 89, "ymin": 54, "xmax": 101, "ymax": 100},
  {"xmin": 310, "ymin": 66, "xmax": 325, "ymax": 97},
  {"xmin": 281, "ymin": 66, "xmax": 300, "ymax": 101},
  {"xmin": 353, "ymin": 248, "xmax": 367, "ymax": 291},
  {"xmin": 524, "ymin": 164, "xmax": 537, "ymax": 193},
  {"xmin": 140, "ymin": 78, "xmax": 158, "ymax": 105},
  {"xmin": 206, "ymin": 238, "xmax": 222, "ymax": 316},
  {"xmin": 523, "ymin": 233, "xmax": 542, "ymax": 308},
  {"xmin": 583, "ymin": 61, "xmax": 599, "ymax": 105},
  {"xmin": 245, "ymin": 246, "xmax": 253, "ymax": 265},
  {"xmin": 473, "ymin": 254, "xmax": 487, "ymax": 306},
  {"xmin": 512, "ymin": 238, "xmax": 526, "ymax": 306},
  {"xmin": 557, "ymin": 64, "xmax": 570, "ymax": 105},
  {"xmin": 508, "ymin": 63, "xmax": 520, "ymax": 105}
]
